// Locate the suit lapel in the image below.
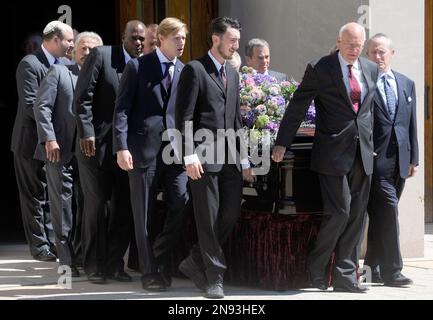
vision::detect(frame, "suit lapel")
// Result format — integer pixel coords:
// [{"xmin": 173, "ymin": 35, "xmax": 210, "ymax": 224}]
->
[
  {"xmin": 112, "ymin": 46, "xmax": 126, "ymax": 83},
  {"xmin": 34, "ymin": 48, "xmax": 51, "ymax": 69},
  {"xmin": 394, "ymin": 71, "xmax": 406, "ymax": 121},
  {"xmin": 202, "ymin": 55, "xmax": 226, "ymax": 96},
  {"xmin": 358, "ymin": 58, "xmax": 375, "ymax": 113},
  {"xmin": 329, "ymin": 53, "xmax": 354, "ymax": 111},
  {"xmin": 149, "ymin": 51, "xmax": 165, "ymax": 107},
  {"xmin": 374, "ymin": 88, "xmax": 392, "ymax": 121}
]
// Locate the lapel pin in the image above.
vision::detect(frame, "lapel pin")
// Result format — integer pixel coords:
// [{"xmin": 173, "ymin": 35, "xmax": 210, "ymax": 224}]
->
[{"xmin": 408, "ymin": 96, "xmax": 412, "ymax": 102}]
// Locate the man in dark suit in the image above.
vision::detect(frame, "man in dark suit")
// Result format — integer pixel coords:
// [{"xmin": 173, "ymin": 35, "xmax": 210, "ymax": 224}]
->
[
  {"xmin": 74, "ymin": 20, "xmax": 145, "ymax": 284},
  {"xmin": 272, "ymin": 22, "xmax": 378, "ymax": 293},
  {"xmin": 11, "ymin": 20, "xmax": 74, "ymax": 262},
  {"xmin": 364, "ymin": 33, "xmax": 418, "ymax": 287},
  {"xmin": 113, "ymin": 17, "xmax": 189, "ymax": 292},
  {"xmin": 176, "ymin": 17, "xmax": 254, "ymax": 299},
  {"xmin": 33, "ymin": 32, "xmax": 103, "ymax": 278},
  {"xmin": 244, "ymin": 38, "xmax": 288, "ymax": 82}
]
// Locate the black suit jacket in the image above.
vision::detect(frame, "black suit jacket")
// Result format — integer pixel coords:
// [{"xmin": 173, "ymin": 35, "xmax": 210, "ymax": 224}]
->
[
  {"xmin": 175, "ymin": 54, "xmax": 242, "ymax": 173},
  {"xmin": 11, "ymin": 48, "xmax": 69, "ymax": 158},
  {"xmin": 276, "ymin": 52, "xmax": 378, "ymax": 176},
  {"xmin": 113, "ymin": 51, "xmax": 184, "ymax": 168},
  {"xmin": 74, "ymin": 45, "xmax": 126, "ymax": 165},
  {"xmin": 372, "ymin": 71, "xmax": 419, "ymax": 178}
]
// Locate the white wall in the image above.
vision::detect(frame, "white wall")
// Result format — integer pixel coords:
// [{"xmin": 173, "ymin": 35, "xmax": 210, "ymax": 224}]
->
[
  {"xmin": 220, "ymin": 0, "xmax": 425, "ymax": 257},
  {"xmin": 370, "ymin": 0, "xmax": 425, "ymax": 258}
]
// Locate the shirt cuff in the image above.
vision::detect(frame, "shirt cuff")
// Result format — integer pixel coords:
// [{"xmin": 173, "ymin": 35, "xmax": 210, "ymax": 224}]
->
[
  {"xmin": 184, "ymin": 154, "xmax": 200, "ymax": 165},
  {"xmin": 241, "ymin": 158, "xmax": 250, "ymax": 170}
]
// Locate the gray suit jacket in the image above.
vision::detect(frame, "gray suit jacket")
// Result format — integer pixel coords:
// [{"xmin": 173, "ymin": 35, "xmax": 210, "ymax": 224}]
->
[
  {"xmin": 33, "ymin": 64, "xmax": 80, "ymax": 165},
  {"xmin": 11, "ymin": 47, "xmax": 69, "ymax": 159},
  {"xmin": 268, "ymin": 69, "xmax": 288, "ymax": 82}
]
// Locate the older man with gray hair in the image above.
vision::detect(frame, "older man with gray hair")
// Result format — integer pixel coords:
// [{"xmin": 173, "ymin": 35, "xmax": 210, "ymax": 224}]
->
[{"xmin": 245, "ymin": 38, "xmax": 288, "ymax": 81}]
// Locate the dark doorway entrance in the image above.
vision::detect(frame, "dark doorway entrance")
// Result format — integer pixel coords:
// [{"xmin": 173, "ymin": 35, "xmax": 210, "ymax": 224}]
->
[{"xmin": 0, "ymin": 1, "xmax": 116, "ymax": 242}]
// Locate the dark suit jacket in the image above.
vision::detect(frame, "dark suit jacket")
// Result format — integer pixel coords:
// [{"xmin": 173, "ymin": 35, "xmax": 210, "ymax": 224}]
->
[
  {"xmin": 74, "ymin": 45, "xmax": 126, "ymax": 166},
  {"xmin": 175, "ymin": 54, "xmax": 242, "ymax": 173},
  {"xmin": 33, "ymin": 64, "xmax": 80, "ymax": 165},
  {"xmin": 11, "ymin": 47, "xmax": 68, "ymax": 159},
  {"xmin": 269, "ymin": 69, "xmax": 288, "ymax": 82},
  {"xmin": 276, "ymin": 52, "xmax": 378, "ymax": 176},
  {"xmin": 113, "ymin": 51, "xmax": 184, "ymax": 168},
  {"xmin": 372, "ymin": 71, "xmax": 419, "ymax": 178}
]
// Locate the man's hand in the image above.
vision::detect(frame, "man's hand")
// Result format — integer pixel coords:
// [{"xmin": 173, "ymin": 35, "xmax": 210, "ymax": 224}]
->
[
  {"xmin": 242, "ymin": 168, "xmax": 256, "ymax": 183},
  {"xmin": 79, "ymin": 137, "xmax": 96, "ymax": 157},
  {"xmin": 408, "ymin": 164, "xmax": 418, "ymax": 178},
  {"xmin": 45, "ymin": 140, "xmax": 60, "ymax": 163},
  {"xmin": 186, "ymin": 162, "xmax": 204, "ymax": 180},
  {"xmin": 271, "ymin": 145, "xmax": 286, "ymax": 163},
  {"xmin": 117, "ymin": 150, "xmax": 134, "ymax": 171}
]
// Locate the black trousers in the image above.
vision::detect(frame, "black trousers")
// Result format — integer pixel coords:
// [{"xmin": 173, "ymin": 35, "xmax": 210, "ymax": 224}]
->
[
  {"xmin": 128, "ymin": 152, "xmax": 189, "ymax": 275},
  {"xmin": 307, "ymin": 150, "xmax": 371, "ymax": 286},
  {"xmin": 188, "ymin": 164, "xmax": 243, "ymax": 284},
  {"xmin": 364, "ymin": 172, "xmax": 405, "ymax": 278},
  {"xmin": 13, "ymin": 154, "xmax": 54, "ymax": 256},
  {"xmin": 75, "ymin": 143, "xmax": 133, "ymax": 275}
]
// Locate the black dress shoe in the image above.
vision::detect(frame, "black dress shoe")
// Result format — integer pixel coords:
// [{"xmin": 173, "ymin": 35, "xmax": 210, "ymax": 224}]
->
[
  {"xmin": 310, "ymin": 277, "xmax": 329, "ymax": 291},
  {"xmin": 107, "ymin": 270, "xmax": 132, "ymax": 282},
  {"xmin": 371, "ymin": 271, "xmax": 383, "ymax": 283},
  {"xmin": 141, "ymin": 274, "xmax": 167, "ymax": 292},
  {"xmin": 87, "ymin": 272, "xmax": 106, "ymax": 284},
  {"xmin": 179, "ymin": 256, "xmax": 208, "ymax": 291},
  {"xmin": 158, "ymin": 266, "xmax": 172, "ymax": 287},
  {"xmin": 383, "ymin": 273, "xmax": 413, "ymax": 287},
  {"xmin": 333, "ymin": 282, "xmax": 368, "ymax": 293},
  {"xmin": 33, "ymin": 249, "xmax": 57, "ymax": 262},
  {"xmin": 204, "ymin": 281, "xmax": 224, "ymax": 299}
]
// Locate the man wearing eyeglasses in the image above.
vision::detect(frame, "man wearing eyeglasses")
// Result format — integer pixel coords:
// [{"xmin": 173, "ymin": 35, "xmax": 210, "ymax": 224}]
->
[{"xmin": 74, "ymin": 20, "xmax": 145, "ymax": 284}]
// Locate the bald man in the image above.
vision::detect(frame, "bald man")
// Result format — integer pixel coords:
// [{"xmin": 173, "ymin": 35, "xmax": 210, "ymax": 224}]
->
[
  {"xmin": 74, "ymin": 20, "xmax": 145, "ymax": 284},
  {"xmin": 11, "ymin": 20, "xmax": 74, "ymax": 262},
  {"xmin": 272, "ymin": 22, "xmax": 379, "ymax": 293}
]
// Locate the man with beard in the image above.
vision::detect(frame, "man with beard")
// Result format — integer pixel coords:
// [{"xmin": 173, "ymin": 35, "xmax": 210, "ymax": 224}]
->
[
  {"xmin": 74, "ymin": 20, "xmax": 145, "ymax": 284},
  {"xmin": 175, "ymin": 17, "xmax": 254, "ymax": 299},
  {"xmin": 11, "ymin": 20, "xmax": 74, "ymax": 262}
]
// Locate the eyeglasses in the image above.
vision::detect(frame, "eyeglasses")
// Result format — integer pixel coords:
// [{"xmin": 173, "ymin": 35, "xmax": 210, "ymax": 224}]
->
[{"xmin": 129, "ymin": 35, "xmax": 145, "ymax": 42}]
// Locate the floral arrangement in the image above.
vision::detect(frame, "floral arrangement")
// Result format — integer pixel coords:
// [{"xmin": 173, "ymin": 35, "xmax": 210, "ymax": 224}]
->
[{"xmin": 239, "ymin": 66, "xmax": 315, "ymax": 145}]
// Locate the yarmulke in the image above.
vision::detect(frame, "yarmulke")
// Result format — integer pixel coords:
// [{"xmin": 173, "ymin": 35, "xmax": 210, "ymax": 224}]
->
[{"xmin": 43, "ymin": 21, "xmax": 61, "ymax": 35}]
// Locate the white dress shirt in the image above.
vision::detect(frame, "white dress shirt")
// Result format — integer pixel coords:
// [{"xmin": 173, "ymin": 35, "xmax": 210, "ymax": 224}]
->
[{"xmin": 338, "ymin": 52, "xmax": 368, "ymax": 104}]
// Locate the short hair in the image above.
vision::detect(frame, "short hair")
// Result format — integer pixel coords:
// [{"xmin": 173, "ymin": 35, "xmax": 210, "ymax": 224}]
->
[
  {"xmin": 227, "ymin": 51, "xmax": 242, "ymax": 71},
  {"xmin": 208, "ymin": 17, "xmax": 241, "ymax": 45},
  {"xmin": 42, "ymin": 20, "xmax": 71, "ymax": 41},
  {"xmin": 338, "ymin": 22, "xmax": 366, "ymax": 40},
  {"xmin": 123, "ymin": 20, "xmax": 146, "ymax": 36},
  {"xmin": 74, "ymin": 31, "xmax": 103, "ymax": 48},
  {"xmin": 367, "ymin": 33, "xmax": 393, "ymax": 49},
  {"xmin": 245, "ymin": 38, "xmax": 269, "ymax": 58},
  {"xmin": 146, "ymin": 23, "xmax": 159, "ymax": 32},
  {"xmin": 157, "ymin": 17, "xmax": 188, "ymax": 39}
]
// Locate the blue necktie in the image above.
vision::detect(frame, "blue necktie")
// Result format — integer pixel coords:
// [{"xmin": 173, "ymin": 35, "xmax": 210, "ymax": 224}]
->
[
  {"xmin": 383, "ymin": 75, "xmax": 397, "ymax": 120},
  {"xmin": 54, "ymin": 58, "xmax": 59, "ymax": 65}
]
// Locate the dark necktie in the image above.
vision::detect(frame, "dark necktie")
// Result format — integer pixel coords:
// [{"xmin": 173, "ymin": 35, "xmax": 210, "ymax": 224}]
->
[
  {"xmin": 220, "ymin": 65, "xmax": 227, "ymax": 90},
  {"xmin": 348, "ymin": 65, "xmax": 361, "ymax": 113},
  {"xmin": 383, "ymin": 75, "xmax": 397, "ymax": 120},
  {"xmin": 163, "ymin": 62, "xmax": 173, "ymax": 92},
  {"xmin": 54, "ymin": 58, "xmax": 59, "ymax": 65}
]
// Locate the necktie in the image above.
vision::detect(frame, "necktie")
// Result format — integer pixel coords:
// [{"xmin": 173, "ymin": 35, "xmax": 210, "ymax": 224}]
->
[
  {"xmin": 163, "ymin": 62, "xmax": 173, "ymax": 92},
  {"xmin": 383, "ymin": 75, "xmax": 397, "ymax": 120},
  {"xmin": 348, "ymin": 65, "xmax": 361, "ymax": 113},
  {"xmin": 54, "ymin": 58, "xmax": 59, "ymax": 65},
  {"xmin": 220, "ymin": 65, "xmax": 227, "ymax": 89}
]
